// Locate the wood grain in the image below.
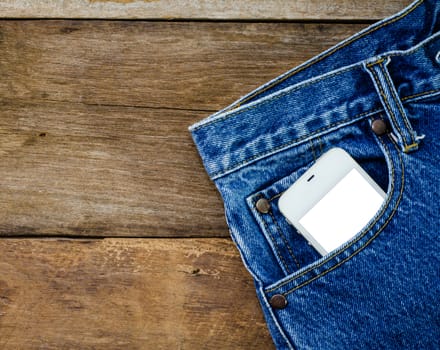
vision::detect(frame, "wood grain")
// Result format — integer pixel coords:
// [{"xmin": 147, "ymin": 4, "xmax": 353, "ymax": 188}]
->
[
  {"xmin": 0, "ymin": 21, "xmax": 366, "ymax": 111},
  {"xmin": 0, "ymin": 3, "xmax": 406, "ymax": 349},
  {"xmin": 0, "ymin": 0, "xmax": 412, "ymax": 20},
  {"xmin": 0, "ymin": 238, "xmax": 274, "ymax": 349},
  {"xmin": 0, "ymin": 21, "xmax": 366, "ymax": 237},
  {"xmin": 0, "ymin": 101, "xmax": 227, "ymax": 237}
]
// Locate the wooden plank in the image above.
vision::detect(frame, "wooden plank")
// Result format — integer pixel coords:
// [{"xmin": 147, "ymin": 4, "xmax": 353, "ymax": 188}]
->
[
  {"xmin": 0, "ymin": 0, "xmax": 412, "ymax": 20},
  {"xmin": 0, "ymin": 21, "xmax": 366, "ymax": 111},
  {"xmin": 0, "ymin": 21, "xmax": 366, "ymax": 237},
  {"xmin": 0, "ymin": 102, "xmax": 227, "ymax": 237},
  {"xmin": 0, "ymin": 238, "xmax": 273, "ymax": 349}
]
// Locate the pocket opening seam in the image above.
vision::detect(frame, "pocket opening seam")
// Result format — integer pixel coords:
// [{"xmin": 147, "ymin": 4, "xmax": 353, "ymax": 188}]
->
[
  {"xmin": 255, "ymin": 195, "xmax": 294, "ymax": 275},
  {"xmin": 268, "ymin": 210, "xmax": 302, "ymax": 270}
]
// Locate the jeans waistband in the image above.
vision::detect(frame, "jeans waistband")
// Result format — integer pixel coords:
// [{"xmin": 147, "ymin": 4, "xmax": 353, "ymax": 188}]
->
[{"xmin": 190, "ymin": 0, "xmax": 440, "ymax": 180}]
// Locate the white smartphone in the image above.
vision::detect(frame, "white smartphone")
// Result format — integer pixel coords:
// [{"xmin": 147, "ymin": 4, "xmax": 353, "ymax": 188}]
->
[{"xmin": 278, "ymin": 147, "xmax": 386, "ymax": 256}]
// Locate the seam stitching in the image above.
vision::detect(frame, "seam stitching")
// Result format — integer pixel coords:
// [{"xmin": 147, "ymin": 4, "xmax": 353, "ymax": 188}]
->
[
  {"xmin": 269, "ymin": 192, "xmax": 283, "ymax": 201},
  {"xmin": 192, "ymin": 66, "xmax": 355, "ymax": 131},
  {"xmin": 368, "ymin": 64, "xmax": 408, "ymax": 148},
  {"xmin": 310, "ymin": 139, "xmax": 317, "ymax": 161},
  {"xmin": 269, "ymin": 211, "xmax": 302, "ymax": 270},
  {"xmin": 193, "ymin": 0, "xmax": 430, "ymax": 135},
  {"xmin": 232, "ymin": 0, "xmax": 424, "ymax": 109},
  {"xmin": 208, "ymin": 85, "xmax": 437, "ymax": 180},
  {"xmin": 366, "ymin": 58, "xmax": 386, "ymax": 67},
  {"xmin": 379, "ymin": 62, "xmax": 417, "ymax": 145},
  {"xmin": 401, "ymin": 88, "xmax": 440, "ymax": 101},
  {"xmin": 318, "ymin": 136, "xmax": 324, "ymax": 156},
  {"xmin": 255, "ymin": 197, "xmax": 292, "ymax": 274},
  {"xmin": 210, "ymin": 108, "xmax": 382, "ymax": 178},
  {"xmin": 265, "ymin": 132, "xmax": 402, "ymax": 293}
]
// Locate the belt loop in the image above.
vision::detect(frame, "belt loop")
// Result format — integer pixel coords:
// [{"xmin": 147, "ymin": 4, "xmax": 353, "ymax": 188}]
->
[{"xmin": 364, "ymin": 57, "xmax": 422, "ymax": 153}]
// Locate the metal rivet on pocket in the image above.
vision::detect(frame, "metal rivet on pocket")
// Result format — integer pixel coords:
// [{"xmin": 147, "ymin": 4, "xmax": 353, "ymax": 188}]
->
[
  {"xmin": 371, "ymin": 119, "xmax": 387, "ymax": 136},
  {"xmin": 256, "ymin": 198, "xmax": 270, "ymax": 214},
  {"xmin": 269, "ymin": 294, "xmax": 287, "ymax": 309}
]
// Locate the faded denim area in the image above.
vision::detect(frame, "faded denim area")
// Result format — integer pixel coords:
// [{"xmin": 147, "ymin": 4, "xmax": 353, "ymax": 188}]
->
[{"xmin": 190, "ymin": 1, "xmax": 440, "ymax": 349}]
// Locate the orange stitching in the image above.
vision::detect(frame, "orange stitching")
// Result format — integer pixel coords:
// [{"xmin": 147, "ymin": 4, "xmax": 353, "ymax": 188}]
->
[
  {"xmin": 211, "ymin": 108, "xmax": 382, "ymax": 178},
  {"xmin": 403, "ymin": 142, "xmax": 418, "ymax": 153},
  {"xmin": 401, "ymin": 88, "xmax": 440, "ymax": 101},
  {"xmin": 368, "ymin": 64, "xmax": 408, "ymax": 148},
  {"xmin": 379, "ymin": 63, "xmax": 416, "ymax": 145},
  {"xmin": 255, "ymin": 197, "xmax": 292, "ymax": 274},
  {"xmin": 193, "ymin": 2, "xmax": 429, "ymax": 134},
  {"xmin": 269, "ymin": 192, "xmax": 284, "ymax": 201},
  {"xmin": 366, "ymin": 58, "xmax": 386, "ymax": 67},
  {"xmin": 269, "ymin": 211, "xmax": 301, "ymax": 270},
  {"xmin": 193, "ymin": 65, "xmax": 355, "ymax": 132}
]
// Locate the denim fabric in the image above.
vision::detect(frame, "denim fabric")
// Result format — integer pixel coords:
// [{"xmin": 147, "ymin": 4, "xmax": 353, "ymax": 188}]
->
[{"xmin": 190, "ymin": 1, "xmax": 440, "ymax": 348}]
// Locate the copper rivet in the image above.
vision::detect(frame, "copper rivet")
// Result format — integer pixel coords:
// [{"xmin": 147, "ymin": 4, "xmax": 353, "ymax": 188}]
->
[
  {"xmin": 371, "ymin": 119, "xmax": 387, "ymax": 136},
  {"xmin": 256, "ymin": 198, "xmax": 270, "ymax": 214},
  {"xmin": 269, "ymin": 294, "xmax": 287, "ymax": 309}
]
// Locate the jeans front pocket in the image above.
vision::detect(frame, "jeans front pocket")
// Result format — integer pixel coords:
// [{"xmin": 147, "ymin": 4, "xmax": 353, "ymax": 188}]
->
[
  {"xmin": 260, "ymin": 130, "xmax": 408, "ymax": 349},
  {"xmin": 246, "ymin": 116, "xmax": 404, "ymax": 289}
]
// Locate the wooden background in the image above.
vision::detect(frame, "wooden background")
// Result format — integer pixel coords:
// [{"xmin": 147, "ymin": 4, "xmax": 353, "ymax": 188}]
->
[{"xmin": 0, "ymin": 1, "xmax": 412, "ymax": 349}]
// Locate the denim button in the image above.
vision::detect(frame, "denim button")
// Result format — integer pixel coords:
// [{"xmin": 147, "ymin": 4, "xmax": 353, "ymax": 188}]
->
[
  {"xmin": 371, "ymin": 119, "xmax": 387, "ymax": 136},
  {"xmin": 270, "ymin": 294, "xmax": 287, "ymax": 309},
  {"xmin": 256, "ymin": 198, "xmax": 270, "ymax": 213}
]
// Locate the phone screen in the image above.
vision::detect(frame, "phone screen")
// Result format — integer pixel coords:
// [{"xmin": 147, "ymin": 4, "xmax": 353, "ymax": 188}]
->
[{"xmin": 299, "ymin": 168, "xmax": 384, "ymax": 254}]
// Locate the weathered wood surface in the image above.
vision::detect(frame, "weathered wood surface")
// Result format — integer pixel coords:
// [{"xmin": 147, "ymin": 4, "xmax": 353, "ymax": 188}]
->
[
  {"xmin": 0, "ymin": 21, "xmax": 366, "ymax": 237},
  {"xmin": 0, "ymin": 4, "xmax": 405, "ymax": 348},
  {"xmin": 0, "ymin": 0, "xmax": 412, "ymax": 20},
  {"xmin": 0, "ymin": 238, "xmax": 273, "ymax": 349}
]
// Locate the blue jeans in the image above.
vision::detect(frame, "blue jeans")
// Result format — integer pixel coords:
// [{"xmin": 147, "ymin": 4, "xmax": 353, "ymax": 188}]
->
[{"xmin": 190, "ymin": 1, "xmax": 440, "ymax": 348}]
